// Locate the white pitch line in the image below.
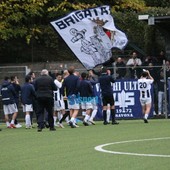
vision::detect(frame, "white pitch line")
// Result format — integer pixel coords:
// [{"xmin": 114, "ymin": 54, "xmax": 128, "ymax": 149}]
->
[{"xmin": 95, "ymin": 137, "xmax": 170, "ymax": 158}]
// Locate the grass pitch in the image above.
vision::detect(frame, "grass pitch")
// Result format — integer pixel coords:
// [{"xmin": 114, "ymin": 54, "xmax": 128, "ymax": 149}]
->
[{"xmin": 0, "ymin": 119, "xmax": 170, "ymax": 170}]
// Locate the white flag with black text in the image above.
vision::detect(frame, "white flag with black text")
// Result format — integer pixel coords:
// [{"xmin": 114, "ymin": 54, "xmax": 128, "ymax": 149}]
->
[{"xmin": 51, "ymin": 5, "xmax": 128, "ymax": 70}]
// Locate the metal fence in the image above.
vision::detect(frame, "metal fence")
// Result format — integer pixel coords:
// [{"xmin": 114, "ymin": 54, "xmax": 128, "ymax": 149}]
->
[{"xmin": 0, "ymin": 63, "xmax": 169, "ymax": 121}]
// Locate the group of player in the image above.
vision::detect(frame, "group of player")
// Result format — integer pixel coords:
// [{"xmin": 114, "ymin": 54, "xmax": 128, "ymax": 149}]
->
[
  {"xmin": 52, "ymin": 69, "xmax": 99, "ymax": 128},
  {"xmin": 0, "ymin": 68, "xmax": 101, "ymax": 130},
  {"xmin": 0, "ymin": 65, "xmax": 154, "ymax": 131}
]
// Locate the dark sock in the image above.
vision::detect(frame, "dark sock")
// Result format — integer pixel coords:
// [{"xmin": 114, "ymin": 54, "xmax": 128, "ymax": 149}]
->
[
  {"xmin": 14, "ymin": 119, "xmax": 18, "ymax": 125},
  {"xmin": 30, "ymin": 112, "xmax": 34, "ymax": 125},
  {"xmin": 111, "ymin": 109, "xmax": 115, "ymax": 122},
  {"xmin": 59, "ymin": 112, "xmax": 69, "ymax": 123},
  {"xmin": 103, "ymin": 110, "xmax": 107, "ymax": 122}
]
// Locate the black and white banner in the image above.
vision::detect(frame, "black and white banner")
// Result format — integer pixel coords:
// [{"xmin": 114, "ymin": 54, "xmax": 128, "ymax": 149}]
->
[
  {"xmin": 94, "ymin": 79, "xmax": 154, "ymax": 120},
  {"xmin": 51, "ymin": 5, "xmax": 128, "ymax": 69}
]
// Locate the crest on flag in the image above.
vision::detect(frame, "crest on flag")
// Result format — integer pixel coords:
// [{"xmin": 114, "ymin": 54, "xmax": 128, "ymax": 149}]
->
[{"xmin": 51, "ymin": 5, "xmax": 128, "ymax": 70}]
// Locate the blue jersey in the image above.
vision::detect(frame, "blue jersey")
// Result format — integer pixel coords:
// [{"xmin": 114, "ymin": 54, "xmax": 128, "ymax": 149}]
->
[
  {"xmin": 79, "ymin": 79, "xmax": 93, "ymax": 97},
  {"xmin": 21, "ymin": 83, "xmax": 36, "ymax": 104},
  {"xmin": 1, "ymin": 81, "xmax": 16, "ymax": 105},
  {"xmin": 11, "ymin": 82, "xmax": 21, "ymax": 106},
  {"xmin": 98, "ymin": 73, "xmax": 115, "ymax": 97},
  {"xmin": 61, "ymin": 74, "xmax": 80, "ymax": 96}
]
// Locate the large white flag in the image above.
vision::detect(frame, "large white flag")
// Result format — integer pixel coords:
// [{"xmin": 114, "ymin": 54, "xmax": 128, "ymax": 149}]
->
[{"xmin": 51, "ymin": 5, "xmax": 128, "ymax": 70}]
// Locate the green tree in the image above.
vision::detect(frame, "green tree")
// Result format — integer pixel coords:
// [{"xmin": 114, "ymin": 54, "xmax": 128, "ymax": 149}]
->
[
  {"xmin": 144, "ymin": 0, "xmax": 170, "ymax": 7},
  {"xmin": 0, "ymin": 0, "xmax": 169, "ymax": 63},
  {"xmin": 0, "ymin": 0, "xmax": 49, "ymax": 42}
]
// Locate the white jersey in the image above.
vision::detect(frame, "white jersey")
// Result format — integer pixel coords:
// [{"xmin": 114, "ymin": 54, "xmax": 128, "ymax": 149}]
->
[
  {"xmin": 53, "ymin": 79, "xmax": 65, "ymax": 111},
  {"xmin": 53, "ymin": 79, "xmax": 63, "ymax": 102},
  {"xmin": 138, "ymin": 78, "xmax": 153, "ymax": 99},
  {"xmin": 54, "ymin": 90, "xmax": 63, "ymax": 102}
]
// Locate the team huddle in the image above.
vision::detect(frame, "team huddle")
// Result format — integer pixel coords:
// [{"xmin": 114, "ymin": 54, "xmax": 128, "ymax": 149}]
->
[{"xmin": 0, "ymin": 66, "xmax": 154, "ymax": 132}]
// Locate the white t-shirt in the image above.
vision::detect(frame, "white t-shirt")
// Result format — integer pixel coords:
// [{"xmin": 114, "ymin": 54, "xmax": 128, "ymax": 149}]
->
[{"xmin": 126, "ymin": 58, "xmax": 142, "ymax": 66}]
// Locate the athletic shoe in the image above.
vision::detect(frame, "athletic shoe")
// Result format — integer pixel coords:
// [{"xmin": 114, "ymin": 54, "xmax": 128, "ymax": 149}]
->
[
  {"xmin": 49, "ymin": 127, "xmax": 56, "ymax": 131},
  {"xmin": 58, "ymin": 123, "xmax": 65, "ymax": 128},
  {"xmin": 74, "ymin": 123, "xmax": 79, "ymax": 128},
  {"xmin": 54, "ymin": 122, "xmax": 59, "ymax": 127},
  {"xmin": 26, "ymin": 125, "xmax": 32, "ymax": 129},
  {"xmin": 103, "ymin": 121, "xmax": 109, "ymax": 125},
  {"xmin": 83, "ymin": 121, "xmax": 89, "ymax": 126},
  {"xmin": 31, "ymin": 124, "xmax": 35, "ymax": 128},
  {"xmin": 37, "ymin": 127, "xmax": 42, "ymax": 132},
  {"xmin": 0, "ymin": 129, "xmax": 2, "ymax": 131},
  {"xmin": 112, "ymin": 121, "xmax": 119, "ymax": 125},
  {"xmin": 69, "ymin": 121, "xmax": 76, "ymax": 128},
  {"xmin": 45, "ymin": 122, "xmax": 49, "ymax": 128},
  {"xmin": 153, "ymin": 111, "xmax": 157, "ymax": 116},
  {"xmin": 89, "ymin": 120, "xmax": 95, "ymax": 125},
  {"xmin": 16, "ymin": 123, "xmax": 22, "ymax": 128},
  {"xmin": 144, "ymin": 118, "xmax": 148, "ymax": 123},
  {"xmin": 10, "ymin": 124, "xmax": 16, "ymax": 128}
]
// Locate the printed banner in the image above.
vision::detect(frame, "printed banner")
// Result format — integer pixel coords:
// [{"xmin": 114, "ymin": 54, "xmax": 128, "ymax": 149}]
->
[
  {"xmin": 50, "ymin": 6, "xmax": 128, "ymax": 70},
  {"xmin": 94, "ymin": 79, "xmax": 154, "ymax": 119}
]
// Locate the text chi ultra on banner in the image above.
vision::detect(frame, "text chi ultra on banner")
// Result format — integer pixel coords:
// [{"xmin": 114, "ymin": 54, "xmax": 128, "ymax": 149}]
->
[
  {"xmin": 94, "ymin": 79, "xmax": 154, "ymax": 120},
  {"xmin": 50, "ymin": 5, "xmax": 128, "ymax": 70}
]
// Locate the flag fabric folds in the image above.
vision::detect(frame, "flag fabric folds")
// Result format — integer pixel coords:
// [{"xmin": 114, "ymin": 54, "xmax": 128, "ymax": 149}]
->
[{"xmin": 51, "ymin": 5, "xmax": 128, "ymax": 70}]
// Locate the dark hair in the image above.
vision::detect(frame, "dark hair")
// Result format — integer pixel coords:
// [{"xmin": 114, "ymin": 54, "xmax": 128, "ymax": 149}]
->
[
  {"xmin": 4, "ymin": 76, "xmax": 9, "ymax": 81},
  {"xmin": 10, "ymin": 76, "xmax": 15, "ymax": 81},
  {"xmin": 25, "ymin": 75, "xmax": 32, "ymax": 82},
  {"xmin": 141, "ymin": 71, "xmax": 148, "ymax": 77},
  {"xmin": 81, "ymin": 72, "xmax": 87, "ymax": 79},
  {"xmin": 56, "ymin": 73, "xmax": 62, "ymax": 77},
  {"xmin": 28, "ymin": 71, "xmax": 35, "ymax": 76}
]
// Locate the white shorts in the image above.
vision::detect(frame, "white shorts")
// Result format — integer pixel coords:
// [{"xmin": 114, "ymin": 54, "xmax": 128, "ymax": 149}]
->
[
  {"xmin": 3, "ymin": 104, "xmax": 18, "ymax": 115},
  {"xmin": 54, "ymin": 100, "xmax": 65, "ymax": 111},
  {"xmin": 91, "ymin": 98, "xmax": 98, "ymax": 110},
  {"xmin": 67, "ymin": 94, "xmax": 80, "ymax": 109},
  {"xmin": 81, "ymin": 102, "xmax": 93, "ymax": 110},
  {"xmin": 67, "ymin": 102, "xmax": 80, "ymax": 110},
  {"xmin": 140, "ymin": 98, "xmax": 152, "ymax": 106},
  {"xmin": 22, "ymin": 104, "xmax": 33, "ymax": 112},
  {"xmin": 92, "ymin": 103, "xmax": 98, "ymax": 110}
]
